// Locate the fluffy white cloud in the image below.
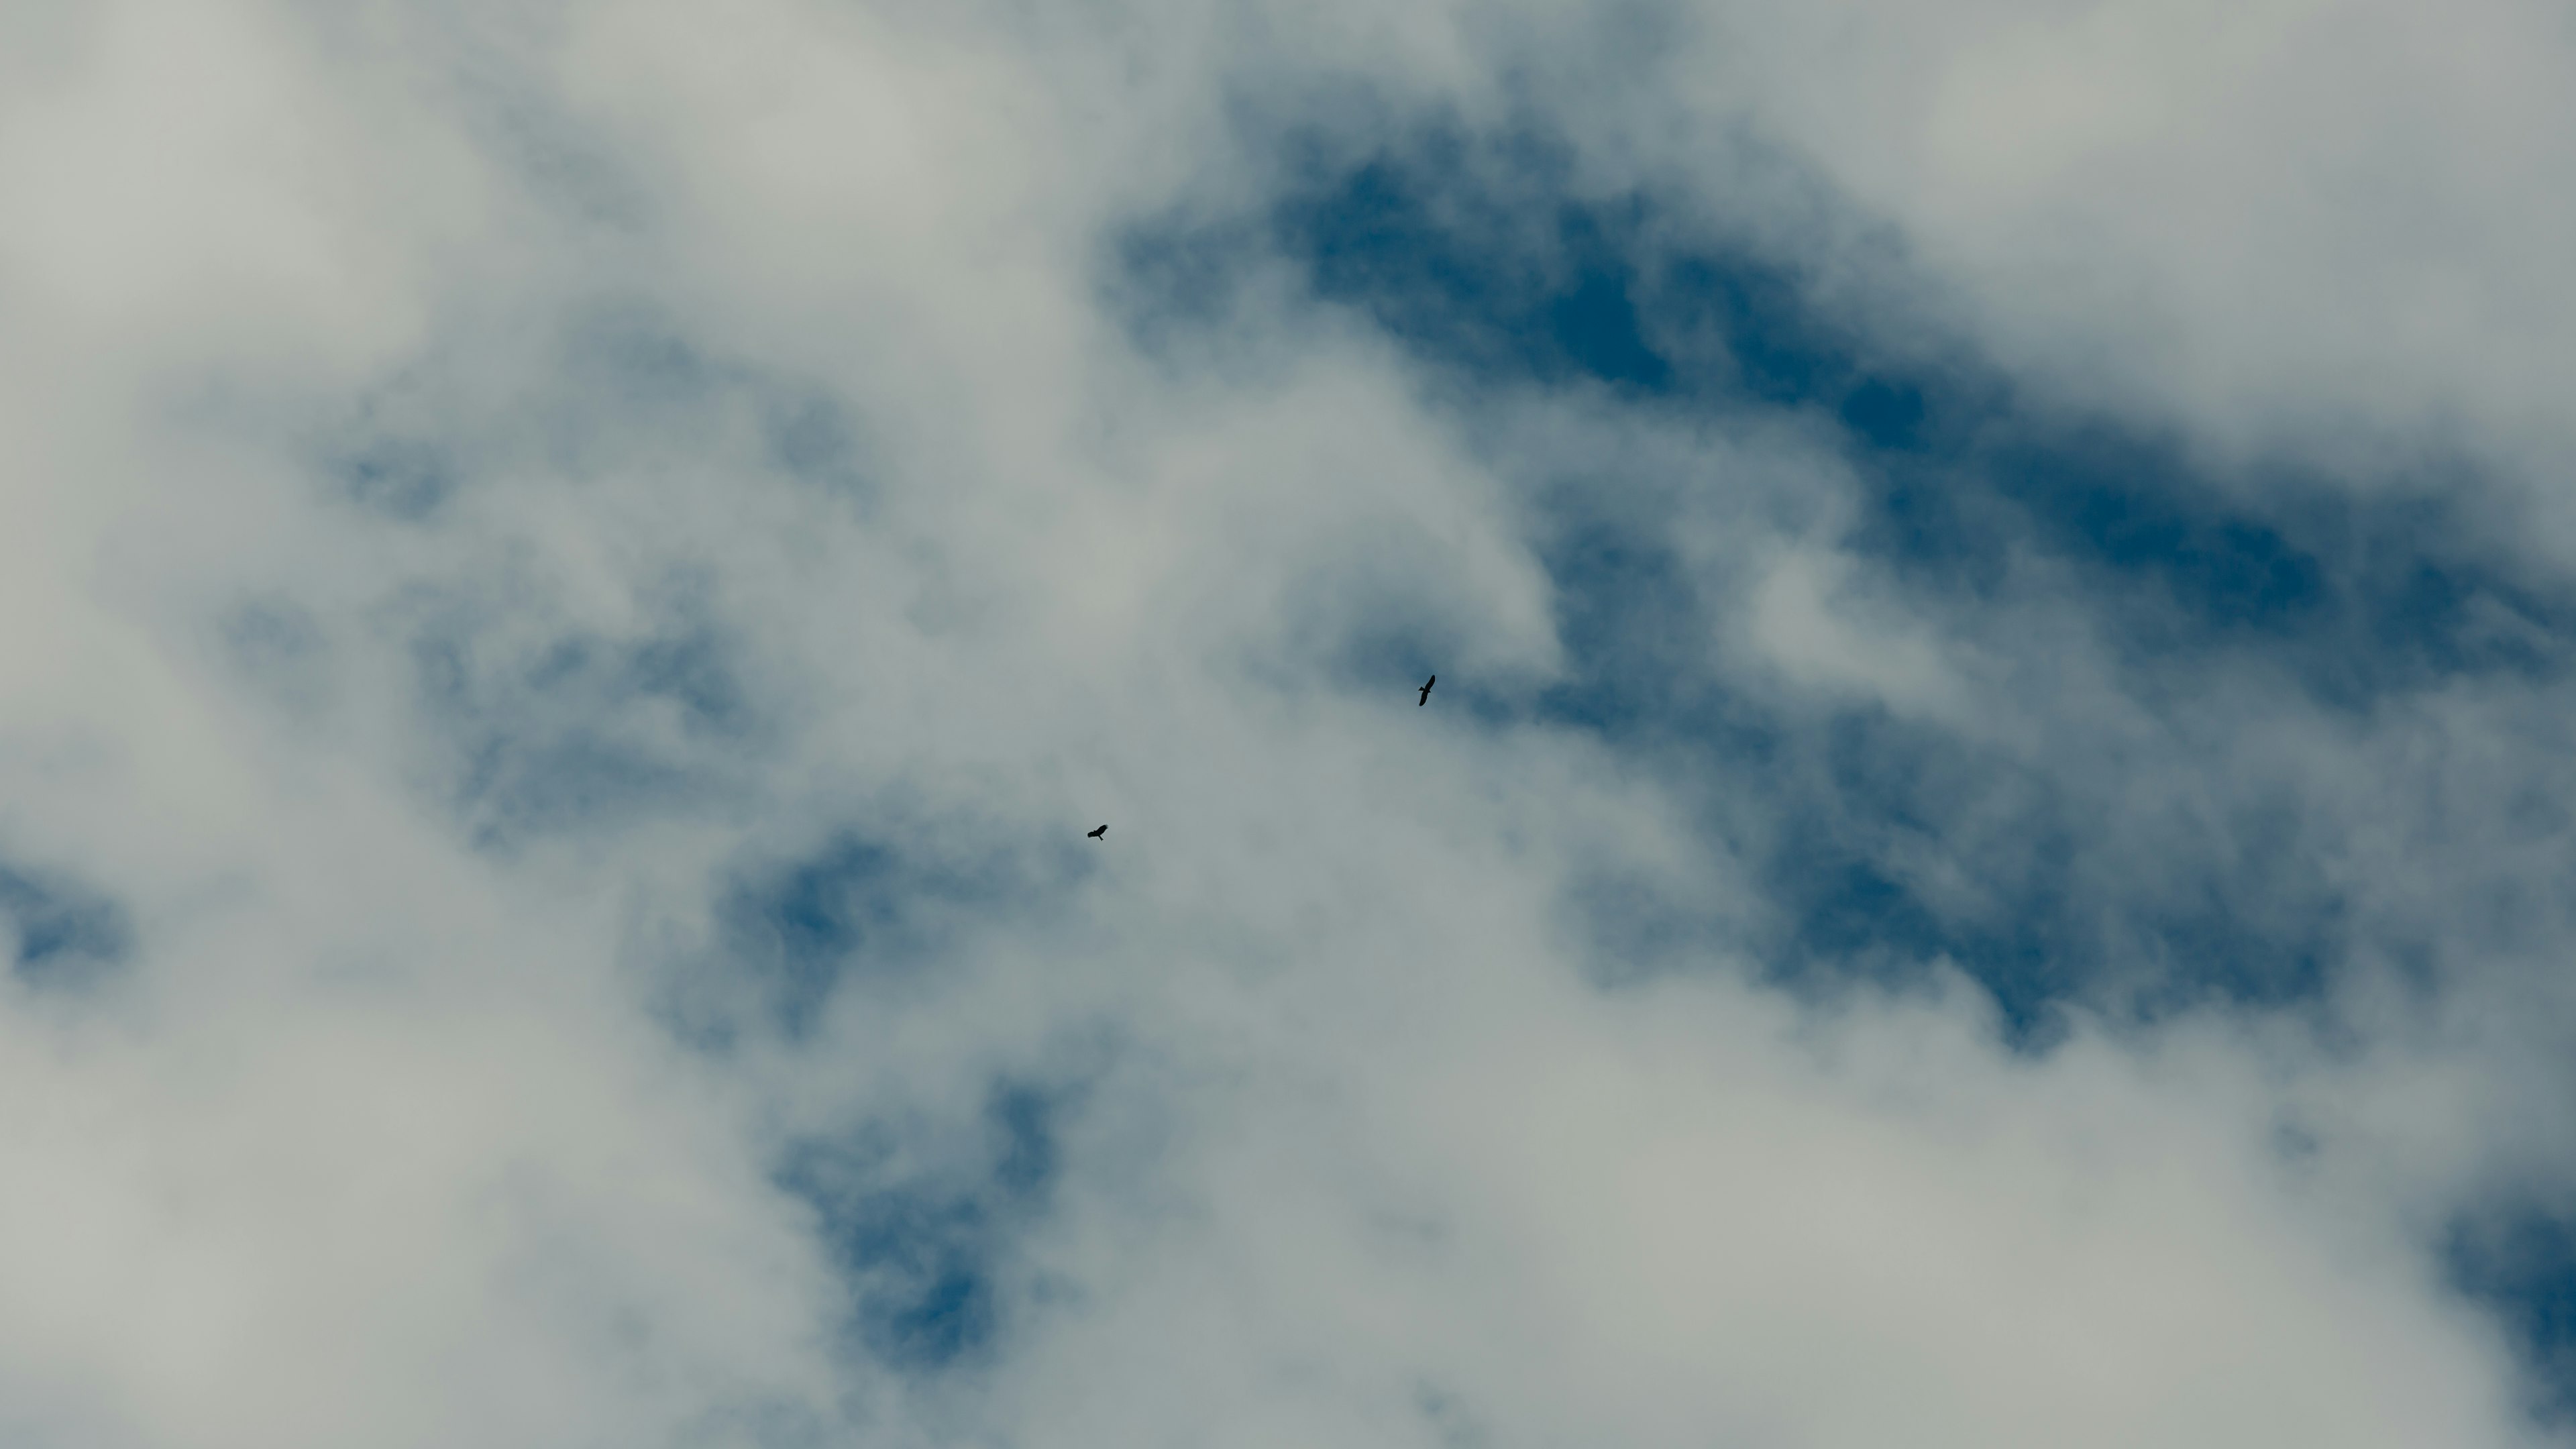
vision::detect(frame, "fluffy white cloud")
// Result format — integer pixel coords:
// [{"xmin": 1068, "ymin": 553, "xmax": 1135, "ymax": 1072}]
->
[
  {"xmin": 3, "ymin": 1, "xmax": 2573, "ymax": 1447},
  {"xmin": 1635, "ymin": 1, "xmax": 2576, "ymax": 519}
]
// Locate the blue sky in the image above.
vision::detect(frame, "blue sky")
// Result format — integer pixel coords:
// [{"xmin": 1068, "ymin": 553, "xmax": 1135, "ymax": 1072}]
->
[{"xmin": 7, "ymin": 3, "xmax": 2576, "ymax": 1446}]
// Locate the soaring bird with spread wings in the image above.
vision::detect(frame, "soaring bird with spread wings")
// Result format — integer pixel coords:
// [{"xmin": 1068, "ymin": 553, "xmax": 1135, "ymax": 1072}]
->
[
  {"xmin": 1087, "ymin": 824, "xmax": 1108, "ymax": 840},
  {"xmin": 1417, "ymin": 674, "xmax": 1436, "ymax": 706}
]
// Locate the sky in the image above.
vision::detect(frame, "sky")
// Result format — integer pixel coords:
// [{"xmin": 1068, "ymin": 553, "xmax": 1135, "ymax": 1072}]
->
[{"xmin": 5, "ymin": 1, "xmax": 2576, "ymax": 1445}]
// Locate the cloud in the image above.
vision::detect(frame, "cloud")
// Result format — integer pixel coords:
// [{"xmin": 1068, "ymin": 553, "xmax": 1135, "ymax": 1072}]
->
[
  {"xmin": 7, "ymin": 1, "xmax": 2576, "ymax": 1446},
  {"xmin": 1621, "ymin": 1, "xmax": 2576, "ymax": 511},
  {"xmin": 1746, "ymin": 543, "xmax": 1978, "ymax": 719}
]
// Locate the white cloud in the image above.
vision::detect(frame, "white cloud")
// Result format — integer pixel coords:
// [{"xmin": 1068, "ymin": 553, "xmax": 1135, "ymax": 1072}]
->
[
  {"xmin": 1636, "ymin": 0, "xmax": 2576, "ymax": 522},
  {"xmin": 1747, "ymin": 543, "xmax": 1978, "ymax": 720},
  {"xmin": 4, "ymin": 1, "xmax": 2574, "ymax": 1446}
]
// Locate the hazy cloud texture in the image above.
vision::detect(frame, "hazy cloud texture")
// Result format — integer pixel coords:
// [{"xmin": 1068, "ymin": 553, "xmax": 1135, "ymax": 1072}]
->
[{"xmin": 7, "ymin": 2, "xmax": 2576, "ymax": 1446}]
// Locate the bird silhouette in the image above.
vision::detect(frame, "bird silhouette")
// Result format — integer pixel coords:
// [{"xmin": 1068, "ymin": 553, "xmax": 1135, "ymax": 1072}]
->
[
  {"xmin": 1418, "ymin": 674, "xmax": 1436, "ymax": 706},
  {"xmin": 1087, "ymin": 824, "xmax": 1108, "ymax": 840}
]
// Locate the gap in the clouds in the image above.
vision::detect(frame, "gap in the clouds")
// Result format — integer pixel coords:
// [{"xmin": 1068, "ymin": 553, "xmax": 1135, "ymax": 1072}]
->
[
  {"xmin": 1258, "ymin": 121, "xmax": 2576, "ymax": 694},
  {"xmin": 774, "ymin": 1081, "xmax": 1073, "ymax": 1373},
  {"xmin": 698, "ymin": 826, "xmax": 1096, "ymax": 1047},
  {"xmin": 398, "ymin": 570, "xmax": 769, "ymax": 853},
  {"xmin": 761, "ymin": 391, "xmax": 876, "ymax": 504},
  {"xmin": 310, "ymin": 299, "xmax": 920, "ymax": 869},
  {"xmin": 221, "ymin": 597, "xmax": 335, "ymax": 719},
  {"xmin": 1524, "ymin": 509, "xmax": 1720, "ymax": 737},
  {"xmin": 1110, "ymin": 109, "xmax": 2576, "ymax": 1043},
  {"xmin": 1274, "ymin": 133, "xmax": 1672, "ymax": 394},
  {"xmin": 1123, "ymin": 115, "xmax": 2576, "ymax": 697},
  {"xmin": 334, "ymin": 435, "xmax": 458, "ymax": 521},
  {"xmin": 558, "ymin": 302, "xmax": 885, "ymax": 511},
  {"xmin": 0, "ymin": 859, "xmax": 133, "ymax": 992},
  {"xmin": 1754, "ymin": 711, "xmax": 2348, "ymax": 1049},
  {"xmin": 1758, "ymin": 720, "xmax": 2086, "ymax": 1045},
  {"xmin": 2447, "ymin": 1205, "xmax": 2576, "ymax": 1422},
  {"xmin": 323, "ymin": 299, "xmax": 883, "ymax": 525},
  {"xmin": 721, "ymin": 835, "xmax": 914, "ymax": 1041}
]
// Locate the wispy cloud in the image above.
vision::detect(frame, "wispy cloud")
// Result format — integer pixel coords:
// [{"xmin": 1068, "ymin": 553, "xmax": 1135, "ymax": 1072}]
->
[{"xmin": 7, "ymin": 2, "xmax": 2576, "ymax": 1446}]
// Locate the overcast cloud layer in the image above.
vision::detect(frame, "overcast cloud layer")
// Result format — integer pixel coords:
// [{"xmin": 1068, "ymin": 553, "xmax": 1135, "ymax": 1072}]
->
[{"xmin": 7, "ymin": 2, "xmax": 2576, "ymax": 1446}]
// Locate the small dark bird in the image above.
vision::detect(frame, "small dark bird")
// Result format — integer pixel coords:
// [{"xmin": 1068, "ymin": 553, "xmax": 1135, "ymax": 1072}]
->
[
  {"xmin": 1418, "ymin": 674, "xmax": 1436, "ymax": 706},
  {"xmin": 1087, "ymin": 824, "xmax": 1108, "ymax": 840}
]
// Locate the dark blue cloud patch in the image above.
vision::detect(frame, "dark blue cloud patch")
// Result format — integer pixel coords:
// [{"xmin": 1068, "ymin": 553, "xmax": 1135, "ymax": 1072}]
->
[
  {"xmin": 985, "ymin": 1083, "xmax": 1063, "ymax": 1206},
  {"xmin": 1648, "ymin": 249, "xmax": 1872, "ymax": 418},
  {"xmin": 1545, "ymin": 254, "xmax": 1670, "ymax": 392},
  {"xmin": 1782, "ymin": 845, "xmax": 1950, "ymax": 967},
  {"xmin": 805, "ymin": 1173, "xmax": 998, "ymax": 1373},
  {"xmin": 1957, "ymin": 427, "xmax": 2333, "ymax": 663},
  {"xmin": 1525, "ymin": 510, "xmax": 1718, "ymax": 740},
  {"xmin": 775, "ymin": 1081, "xmax": 1076, "ymax": 1373},
  {"xmin": 501, "ymin": 303, "xmax": 740, "ymax": 480},
  {"xmin": 1837, "ymin": 377, "xmax": 1930, "ymax": 452},
  {"xmin": 1854, "ymin": 425, "xmax": 2576, "ymax": 718},
  {"xmin": 1107, "ymin": 212, "xmax": 1275, "ymax": 359},
  {"xmin": 327, "ymin": 300, "xmax": 885, "ymax": 526},
  {"xmin": 1754, "ymin": 717, "xmax": 2078, "ymax": 1046},
  {"xmin": 2447, "ymin": 1205, "xmax": 2576, "ymax": 1421},
  {"xmin": 0, "ymin": 859, "xmax": 133, "ymax": 992},
  {"xmin": 1413, "ymin": 1381, "xmax": 1495, "ymax": 1449},
  {"xmin": 708, "ymin": 828, "xmax": 1095, "ymax": 1044},
  {"xmin": 555, "ymin": 303, "xmax": 887, "ymax": 511},
  {"xmin": 1839, "ymin": 378, "xmax": 2576, "ymax": 714},
  {"xmin": 624, "ymin": 625, "xmax": 757, "ymax": 743},
  {"xmin": 334, "ymin": 435, "xmax": 458, "ymax": 521},
  {"xmin": 314, "ymin": 350, "xmax": 478, "ymax": 523},
  {"xmin": 564, "ymin": 303, "xmax": 725, "ymax": 418},
  {"xmin": 1271, "ymin": 133, "xmax": 1671, "ymax": 394},
  {"xmin": 454, "ymin": 54, "xmax": 658, "ymax": 233},
  {"xmin": 2330, "ymin": 509, "xmax": 2576, "ymax": 696},
  {"xmin": 221, "ymin": 597, "xmax": 334, "ymax": 718},
  {"xmin": 1202, "ymin": 120, "xmax": 1987, "ymax": 444},
  {"xmin": 2121, "ymin": 900, "xmax": 2336, "ymax": 1024},
  {"xmin": 1751, "ymin": 706, "xmax": 2357, "ymax": 1042},
  {"xmin": 458, "ymin": 735, "xmax": 707, "ymax": 850},
  {"xmin": 1112, "ymin": 109, "xmax": 2576, "ymax": 1047},
  {"xmin": 761, "ymin": 391, "xmax": 875, "ymax": 508},
  {"xmin": 1157, "ymin": 115, "xmax": 2576, "ymax": 700},
  {"xmin": 721, "ymin": 836, "xmax": 910, "ymax": 1040},
  {"xmin": 397, "ymin": 578, "xmax": 767, "ymax": 851}
]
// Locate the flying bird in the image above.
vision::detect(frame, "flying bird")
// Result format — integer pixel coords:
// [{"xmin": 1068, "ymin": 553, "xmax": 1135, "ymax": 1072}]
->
[
  {"xmin": 1418, "ymin": 674, "xmax": 1436, "ymax": 706},
  {"xmin": 1087, "ymin": 824, "xmax": 1108, "ymax": 840}
]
